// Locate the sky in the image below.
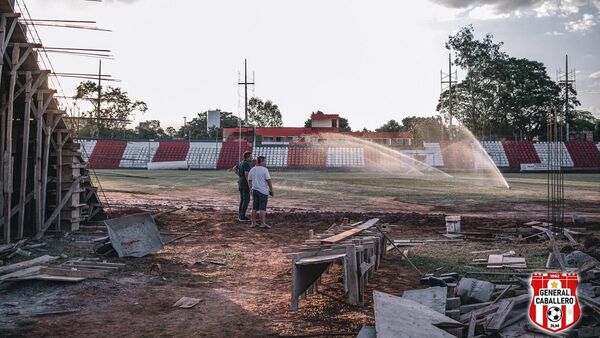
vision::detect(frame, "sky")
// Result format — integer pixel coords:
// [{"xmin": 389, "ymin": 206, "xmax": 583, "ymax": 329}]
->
[{"xmin": 26, "ymin": 0, "xmax": 600, "ymax": 130}]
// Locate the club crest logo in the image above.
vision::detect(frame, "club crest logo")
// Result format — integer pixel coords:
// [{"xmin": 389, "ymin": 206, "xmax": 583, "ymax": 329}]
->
[{"xmin": 529, "ymin": 272, "xmax": 580, "ymax": 333}]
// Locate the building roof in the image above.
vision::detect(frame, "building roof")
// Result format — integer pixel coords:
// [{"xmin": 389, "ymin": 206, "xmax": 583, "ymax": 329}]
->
[
  {"xmin": 344, "ymin": 131, "xmax": 413, "ymax": 139},
  {"xmin": 311, "ymin": 113, "xmax": 339, "ymax": 120}
]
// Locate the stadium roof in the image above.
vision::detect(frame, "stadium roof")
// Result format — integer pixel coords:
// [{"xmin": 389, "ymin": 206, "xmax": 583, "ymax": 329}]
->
[{"xmin": 311, "ymin": 113, "xmax": 339, "ymax": 120}]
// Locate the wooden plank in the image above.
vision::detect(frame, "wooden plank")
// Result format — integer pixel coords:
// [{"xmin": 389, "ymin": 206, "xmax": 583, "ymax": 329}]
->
[
  {"xmin": 17, "ymin": 71, "xmax": 32, "ymax": 239},
  {"xmin": 321, "ymin": 218, "xmax": 379, "ymax": 244},
  {"xmin": 402, "ymin": 287, "xmax": 447, "ymax": 314},
  {"xmin": 467, "ymin": 312, "xmax": 476, "ymax": 338},
  {"xmin": 374, "ymin": 290, "xmax": 459, "ymax": 338},
  {"xmin": 40, "ymin": 266, "xmax": 107, "ymax": 279},
  {"xmin": 16, "ymin": 274, "xmax": 85, "ymax": 282},
  {"xmin": 3, "ymin": 46, "xmax": 19, "ymax": 244},
  {"xmin": 34, "ymin": 176, "xmax": 81, "ymax": 240},
  {"xmin": 0, "ymin": 266, "xmax": 41, "ymax": 281},
  {"xmin": 345, "ymin": 245, "xmax": 360, "ymax": 306},
  {"xmin": 485, "ymin": 298, "xmax": 515, "ymax": 332},
  {"xmin": 296, "ymin": 253, "xmax": 346, "ymax": 265},
  {"xmin": 0, "ymin": 255, "xmax": 58, "ymax": 275}
]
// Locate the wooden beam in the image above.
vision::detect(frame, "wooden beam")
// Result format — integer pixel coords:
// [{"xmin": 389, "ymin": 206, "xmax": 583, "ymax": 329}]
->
[
  {"xmin": 34, "ymin": 91, "xmax": 45, "ymax": 233},
  {"xmin": 3, "ymin": 44, "xmax": 19, "ymax": 244},
  {"xmin": 321, "ymin": 218, "xmax": 379, "ymax": 244},
  {"xmin": 17, "ymin": 71, "xmax": 33, "ymax": 238},
  {"xmin": 55, "ymin": 132, "xmax": 62, "ymax": 232},
  {"xmin": 35, "ymin": 176, "xmax": 81, "ymax": 240},
  {"xmin": 40, "ymin": 114, "xmax": 53, "ymax": 226}
]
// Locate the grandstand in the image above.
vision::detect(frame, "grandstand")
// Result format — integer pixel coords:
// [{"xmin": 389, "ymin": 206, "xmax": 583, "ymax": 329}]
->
[{"xmin": 78, "ymin": 139, "xmax": 600, "ymax": 172}]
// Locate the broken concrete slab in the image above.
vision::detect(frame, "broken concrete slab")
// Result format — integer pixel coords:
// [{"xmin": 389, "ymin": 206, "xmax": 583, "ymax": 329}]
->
[
  {"xmin": 402, "ymin": 286, "xmax": 447, "ymax": 314},
  {"xmin": 374, "ymin": 290, "xmax": 460, "ymax": 338},
  {"xmin": 356, "ymin": 325, "xmax": 376, "ymax": 338},
  {"xmin": 457, "ymin": 278, "xmax": 495, "ymax": 303},
  {"xmin": 104, "ymin": 213, "xmax": 164, "ymax": 258},
  {"xmin": 565, "ymin": 250, "xmax": 599, "ymax": 268},
  {"xmin": 173, "ymin": 297, "xmax": 202, "ymax": 309}
]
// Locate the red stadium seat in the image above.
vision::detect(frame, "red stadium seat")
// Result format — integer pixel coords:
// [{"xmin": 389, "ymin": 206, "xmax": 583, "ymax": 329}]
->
[
  {"xmin": 217, "ymin": 140, "xmax": 252, "ymax": 169},
  {"xmin": 287, "ymin": 144, "xmax": 326, "ymax": 169},
  {"xmin": 88, "ymin": 140, "xmax": 127, "ymax": 169},
  {"xmin": 153, "ymin": 141, "xmax": 190, "ymax": 162},
  {"xmin": 501, "ymin": 141, "xmax": 540, "ymax": 166},
  {"xmin": 566, "ymin": 142, "xmax": 600, "ymax": 168}
]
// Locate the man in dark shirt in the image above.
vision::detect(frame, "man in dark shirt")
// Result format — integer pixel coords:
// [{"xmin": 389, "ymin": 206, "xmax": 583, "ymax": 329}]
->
[{"xmin": 232, "ymin": 151, "xmax": 252, "ymax": 222}]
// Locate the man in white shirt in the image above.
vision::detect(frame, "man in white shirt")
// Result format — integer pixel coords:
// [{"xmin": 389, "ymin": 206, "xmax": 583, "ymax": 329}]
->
[{"xmin": 247, "ymin": 156, "xmax": 274, "ymax": 229}]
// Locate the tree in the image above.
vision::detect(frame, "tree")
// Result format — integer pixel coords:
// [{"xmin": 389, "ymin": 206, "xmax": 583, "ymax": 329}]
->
[
  {"xmin": 437, "ymin": 26, "xmax": 580, "ymax": 140},
  {"xmin": 402, "ymin": 116, "xmax": 444, "ymax": 145},
  {"xmin": 74, "ymin": 81, "xmax": 147, "ymax": 138},
  {"xmin": 248, "ymin": 97, "xmax": 283, "ymax": 127},
  {"xmin": 165, "ymin": 126, "xmax": 177, "ymax": 138},
  {"xmin": 136, "ymin": 120, "xmax": 166, "ymax": 139},
  {"xmin": 376, "ymin": 119, "xmax": 403, "ymax": 132},
  {"xmin": 178, "ymin": 111, "xmax": 242, "ymax": 139},
  {"xmin": 338, "ymin": 117, "xmax": 351, "ymax": 132}
]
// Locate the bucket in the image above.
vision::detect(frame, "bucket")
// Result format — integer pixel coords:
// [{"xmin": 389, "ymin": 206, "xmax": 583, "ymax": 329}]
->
[{"xmin": 445, "ymin": 215, "xmax": 461, "ymax": 234}]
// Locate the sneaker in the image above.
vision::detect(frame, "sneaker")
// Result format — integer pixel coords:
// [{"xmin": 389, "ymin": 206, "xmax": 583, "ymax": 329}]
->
[
  {"xmin": 259, "ymin": 224, "xmax": 272, "ymax": 229},
  {"xmin": 238, "ymin": 217, "xmax": 251, "ymax": 222},
  {"xmin": 250, "ymin": 223, "xmax": 259, "ymax": 228}
]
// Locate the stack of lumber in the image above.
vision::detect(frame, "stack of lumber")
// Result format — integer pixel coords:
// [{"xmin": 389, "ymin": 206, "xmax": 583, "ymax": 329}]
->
[
  {"xmin": 283, "ymin": 218, "xmax": 385, "ymax": 311},
  {"xmin": 0, "ymin": 256, "xmax": 124, "ymax": 283}
]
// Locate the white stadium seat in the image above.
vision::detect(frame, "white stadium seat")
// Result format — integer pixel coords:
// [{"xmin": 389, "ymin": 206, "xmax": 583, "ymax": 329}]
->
[
  {"xmin": 480, "ymin": 141, "xmax": 509, "ymax": 167},
  {"xmin": 423, "ymin": 143, "xmax": 444, "ymax": 167},
  {"xmin": 253, "ymin": 146, "xmax": 289, "ymax": 168},
  {"xmin": 186, "ymin": 142, "xmax": 222, "ymax": 169},
  {"xmin": 326, "ymin": 147, "xmax": 364, "ymax": 168},
  {"xmin": 119, "ymin": 141, "xmax": 159, "ymax": 168},
  {"xmin": 78, "ymin": 139, "xmax": 97, "ymax": 162},
  {"xmin": 534, "ymin": 142, "xmax": 574, "ymax": 167}
]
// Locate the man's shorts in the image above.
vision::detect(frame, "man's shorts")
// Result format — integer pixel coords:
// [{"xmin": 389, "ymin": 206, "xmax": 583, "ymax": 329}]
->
[{"xmin": 252, "ymin": 190, "xmax": 269, "ymax": 211}]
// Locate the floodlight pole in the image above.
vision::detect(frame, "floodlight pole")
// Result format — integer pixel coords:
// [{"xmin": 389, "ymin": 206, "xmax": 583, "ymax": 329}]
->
[{"xmin": 238, "ymin": 59, "xmax": 255, "ymax": 126}]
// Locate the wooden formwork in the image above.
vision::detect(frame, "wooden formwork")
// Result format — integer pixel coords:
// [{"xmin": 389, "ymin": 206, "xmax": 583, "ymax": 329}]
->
[
  {"xmin": 284, "ymin": 218, "xmax": 386, "ymax": 311},
  {"xmin": 0, "ymin": 0, "xmax": 103, "ymax": 244}
]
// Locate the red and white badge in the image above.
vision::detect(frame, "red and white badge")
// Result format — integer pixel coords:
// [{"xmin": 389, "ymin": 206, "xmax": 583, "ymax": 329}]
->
[{"xmin": 529, "ymin": 272, "xmax": 581, "ymax": 333}]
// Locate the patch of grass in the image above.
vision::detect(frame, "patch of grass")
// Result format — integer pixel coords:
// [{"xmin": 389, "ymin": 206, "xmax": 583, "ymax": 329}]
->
[{"xmin": 94, "ymin": 169, "xmax": 600, "ymax": 211}]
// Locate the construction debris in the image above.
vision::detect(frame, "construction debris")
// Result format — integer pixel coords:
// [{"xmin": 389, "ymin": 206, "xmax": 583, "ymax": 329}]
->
[
  {"xmin": 285, "ymin": 218, "xmax": 385, "ymax": 310},
  {"xmin": 373, "ymin": 290, "xmax": 461, "ymax": 338},
  {"xmin": 172, "ymin": 297, "xmax": 202, "ymax": 309},
  {"xmin": 0, "ymin": 257, "xmax": 124, "ymax": 283},
  {"xmin": 104, "ymin": 213, "xmax": 164, "ymax": 258}
]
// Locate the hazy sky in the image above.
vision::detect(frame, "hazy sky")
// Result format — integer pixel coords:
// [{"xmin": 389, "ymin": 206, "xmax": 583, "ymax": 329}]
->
[{"xmin": 27, "ymin": 0, "xmax": 600, "ymax": 130}]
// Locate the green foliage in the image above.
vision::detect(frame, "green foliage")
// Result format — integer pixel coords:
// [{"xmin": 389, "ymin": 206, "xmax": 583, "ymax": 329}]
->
[
  {"xmin": 136, "ymin": 120, "xmax": 166, "ymax": 139},
  {"xmin": 178, "ymin": 111, "xmax": 241, "ymax": 139},
  {"xmin": 402, "ymin": 116, "xmax": 445, "ymax": 145},
  {"xmin": 438, "ymin": 26, "xmax": 587, "ymax": 140},
  {"xmin": 74, "ymin": 81, "xmax": 147, "ymax": 138},
  {"xmin": 376, "ymin": 119, "xmax": 403, "ymax": 132},
  {"xmin": 248, "ymin": 97, "xmax": 283, "ymax": 127}
]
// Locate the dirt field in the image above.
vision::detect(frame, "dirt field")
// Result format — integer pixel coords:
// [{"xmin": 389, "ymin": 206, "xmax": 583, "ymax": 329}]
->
[{"xmin": 1, "ymin": 171, "xmax": 599, "ymax": 337}]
